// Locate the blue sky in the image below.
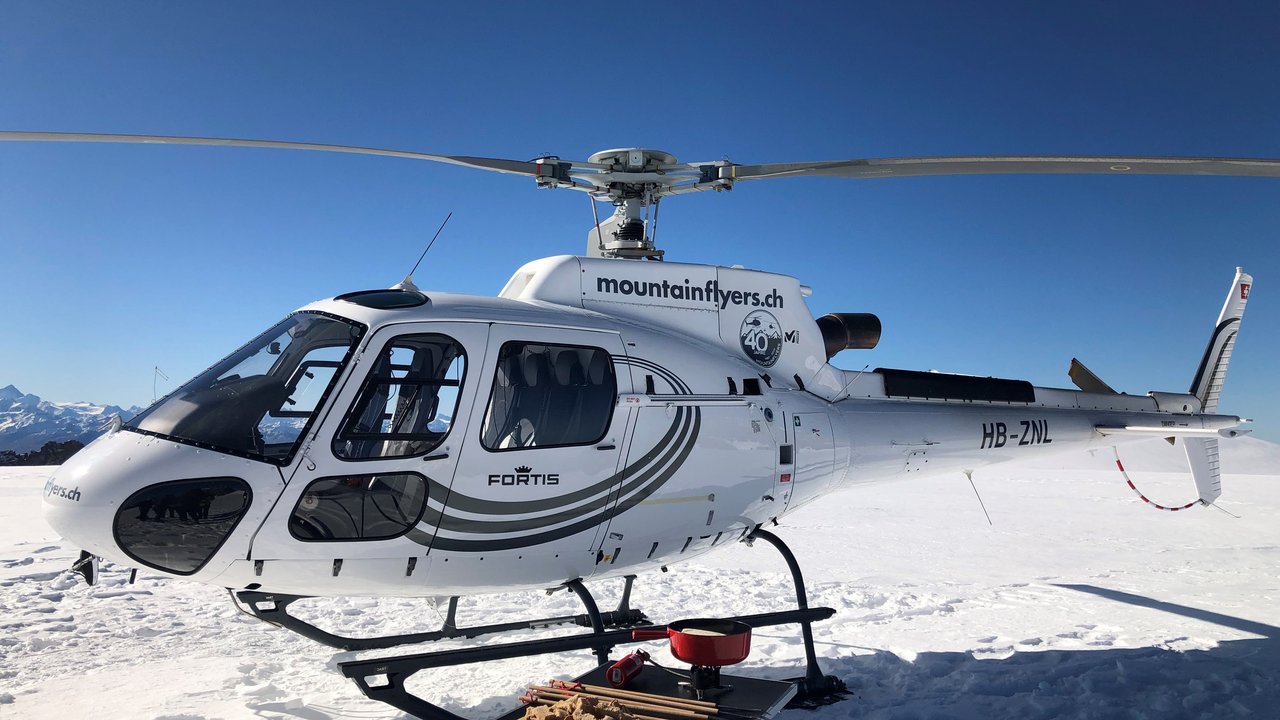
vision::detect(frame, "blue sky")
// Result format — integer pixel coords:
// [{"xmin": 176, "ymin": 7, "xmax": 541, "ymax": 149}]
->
[{"xmin": 1, "ymin": 2, "xmax": 1277, "ymax": 440}]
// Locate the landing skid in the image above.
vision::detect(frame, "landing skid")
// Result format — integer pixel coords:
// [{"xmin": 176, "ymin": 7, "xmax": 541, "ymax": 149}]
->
[
  {"xmin": 235, "ymin": 528, "xmax": 845, "ymax": 719},
  {"xmin": 337, "ymin": 607, "xmax": 835, "ymax": 720},
  {"xmin": 232, "ymin": 575, "xmax": 648, "ymax": 652}
]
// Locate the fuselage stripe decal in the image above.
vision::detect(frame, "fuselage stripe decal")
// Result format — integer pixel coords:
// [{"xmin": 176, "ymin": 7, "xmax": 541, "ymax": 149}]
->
[
  {"xmin": 427, "ymin": 408, "xmax": 701, "ymax": 552},
  {"xmin": 426, "ymin": 407, "xmax": 693, "ymax": 534},
  {"xmin": 409, "ymin": 356, "xmax": 700, "ymax": 552},
  {"xmin": 426, "ymin": 404, "xmax": 688, "ymax": 516}
]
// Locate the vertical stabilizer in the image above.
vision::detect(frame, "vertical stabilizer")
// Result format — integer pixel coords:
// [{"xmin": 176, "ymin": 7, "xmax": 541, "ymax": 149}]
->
[
  {"xmin": 1189, "ymin": 267, "xmax": 1252, "ymax": 414},
  {"xmin": 1183, "ymin": 437, "xmax": 1222, "ymax": 505}
]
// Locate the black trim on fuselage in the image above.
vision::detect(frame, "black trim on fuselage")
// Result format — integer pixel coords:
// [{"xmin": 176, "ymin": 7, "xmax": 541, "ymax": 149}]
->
[{"xmin": 877, "ymin": 368, "xmax": 1035, "ymax": 403}]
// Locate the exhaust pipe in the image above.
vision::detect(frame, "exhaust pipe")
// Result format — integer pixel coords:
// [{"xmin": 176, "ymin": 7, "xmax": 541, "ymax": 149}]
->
[{"xmin": 816, "ymin": 313, "xmax": 881, "ymax": 359}]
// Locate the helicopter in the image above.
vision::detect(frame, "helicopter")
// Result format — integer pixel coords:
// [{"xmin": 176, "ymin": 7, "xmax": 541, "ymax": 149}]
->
[{"xmin": 11, "ymin": 132, "xmax": 1271, "ymax": 716}]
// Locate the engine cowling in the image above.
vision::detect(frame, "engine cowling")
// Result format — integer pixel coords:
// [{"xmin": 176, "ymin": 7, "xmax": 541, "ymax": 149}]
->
[{"xmin": 816, "ymin": 313, "xmax": 881, "ymax": 359}]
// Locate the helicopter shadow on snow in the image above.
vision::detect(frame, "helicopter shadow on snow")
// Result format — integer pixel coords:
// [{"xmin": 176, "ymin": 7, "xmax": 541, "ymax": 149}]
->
[
  {"xmin": 759, "ymin": 584, "xmax": 1280, "ymax": 719},
  {"xmin": 292, "ymin": 585, "xmax": 1278, "ymax": 720}
]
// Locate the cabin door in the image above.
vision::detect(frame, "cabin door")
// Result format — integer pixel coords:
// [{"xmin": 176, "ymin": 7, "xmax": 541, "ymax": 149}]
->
[
  {"xmin": 246, "ymin": 321, "xmax": 490, "ymax": 592},
  {"xmin": 437, "ymin": 324, "xmax": 632, "ymax": 564}
]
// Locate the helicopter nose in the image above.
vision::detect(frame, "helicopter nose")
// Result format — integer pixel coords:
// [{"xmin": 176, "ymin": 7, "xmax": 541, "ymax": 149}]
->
[
  {"xmin": 42, "ymin": 431, "xmax": 271, "ymax": 578},
  {"xmin": 42, "ymin": 434, "xmax": 134, "ymax": 562}
]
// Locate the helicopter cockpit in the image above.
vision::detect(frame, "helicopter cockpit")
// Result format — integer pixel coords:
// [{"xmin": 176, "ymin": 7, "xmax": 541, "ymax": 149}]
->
[{"xmin": 125, "ymin": 311, "xmax": 365, "ymax": 464}]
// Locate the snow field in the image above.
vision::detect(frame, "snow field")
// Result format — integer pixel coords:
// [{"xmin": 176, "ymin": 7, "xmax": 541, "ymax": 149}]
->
[{"xmin": 2, "ymin": 438, "xmax": 1278, "ymax": 719}]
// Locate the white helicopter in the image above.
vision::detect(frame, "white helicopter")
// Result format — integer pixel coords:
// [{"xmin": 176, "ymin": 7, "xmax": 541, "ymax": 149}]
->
[{"xmin": 11, "ymin": 132, "xmax": 1271, "ymax": 715}]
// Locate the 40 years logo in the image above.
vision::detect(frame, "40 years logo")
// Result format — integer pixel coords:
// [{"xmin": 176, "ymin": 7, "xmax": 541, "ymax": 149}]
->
[{"xmin": 740, "ymin": 310, "xmax": 782, "ymax": 368}]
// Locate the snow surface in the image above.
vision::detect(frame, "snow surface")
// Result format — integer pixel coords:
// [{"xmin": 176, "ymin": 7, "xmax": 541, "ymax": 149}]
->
[{"xmin": 2, "ymin": 438, "xmax": 1278, "ymax": 719}]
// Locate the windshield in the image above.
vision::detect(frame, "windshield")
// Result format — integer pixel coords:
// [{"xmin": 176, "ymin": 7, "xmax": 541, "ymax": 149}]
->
[{"xmin": 127, "ymin": 312, "xmax": 366, "ymax": 464}]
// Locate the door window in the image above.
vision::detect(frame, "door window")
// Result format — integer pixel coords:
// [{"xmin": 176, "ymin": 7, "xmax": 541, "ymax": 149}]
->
[
  {"xmin": 480, "ymin": 342, "xmax": 616, "ymax": 450},
  {"xmin": 289, "ymin": 473, "xmax": 427, "ymax": 541},
  {"xmin": 333, "ymin": 334, "xmax": 466, "ymax": 459}
]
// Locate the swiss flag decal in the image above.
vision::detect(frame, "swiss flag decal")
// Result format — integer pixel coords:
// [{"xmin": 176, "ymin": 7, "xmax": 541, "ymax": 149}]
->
[
  {"xmin": 780, "ymin": 473, "xmax": 792, "ymax": 483},
  {"xmin": 1241, "ymin": 283, "xmax": 1250, "ymax": 300}
]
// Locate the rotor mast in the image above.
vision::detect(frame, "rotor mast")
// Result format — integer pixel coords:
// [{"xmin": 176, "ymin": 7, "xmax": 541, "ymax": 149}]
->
[{"xmin": 533, "ymin": 148, "xmax": 735, "ymax": 260}]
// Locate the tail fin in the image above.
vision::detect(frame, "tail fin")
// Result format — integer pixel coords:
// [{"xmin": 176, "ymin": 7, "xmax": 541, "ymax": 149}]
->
[
  {"xmin": 1183, "ymin": 267, "xmax": 1251, "ymax": 505},
  {"xmin": 1184, "ymin": 437, "xmax": 1223, "ymax": 505},
  {"xmin": 1189, "ymin": 267, "xmax": 1252, "ymax": 413}
]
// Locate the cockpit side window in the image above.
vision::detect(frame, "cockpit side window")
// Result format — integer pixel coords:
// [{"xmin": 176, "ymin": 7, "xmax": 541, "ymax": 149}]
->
[
  {"xmin": 480, "ymin": 342, "xmax": 616, "ymax": 451},
  {"xmin": 125, "ymin": 312, "xmax": 365, "ymax": 466},
  {"xmin": 332, "ymin": 333, "xmax": 466, "ymax": 460}
]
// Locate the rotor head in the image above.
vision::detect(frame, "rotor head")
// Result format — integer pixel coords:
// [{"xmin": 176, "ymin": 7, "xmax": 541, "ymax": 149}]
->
[
  {"xmin": 586, "ymin": 148, "xmax": 680, "ymax": 169},
  {"xmin": 574, "ymin": 149, "xmax": 719, "ymax": 260}
]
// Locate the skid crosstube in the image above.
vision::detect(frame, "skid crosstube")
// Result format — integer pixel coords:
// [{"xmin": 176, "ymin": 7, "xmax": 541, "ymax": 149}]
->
[
  {"xmin": 234, "ymin": 575, "xmax": 648, "ymax": 652},
  {"xmin": 744, "ymin": 528, "xmax": 847, "ymax": 700},
  {"xmin": 333, "ymin": 528, "xmax": 845, "ymax": 720},
  {"xmin": 239, "ymin": 529, "xmax": 844, "ymax": 719},
  {"xmin": 337, "ymin": 607, "xmax": 836, "ymax": 720}
]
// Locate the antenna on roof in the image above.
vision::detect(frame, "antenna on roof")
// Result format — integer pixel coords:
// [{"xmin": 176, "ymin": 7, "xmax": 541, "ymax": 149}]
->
[
  {"xmin": 152, "ymin": 366, "xmax": 169, "ymax": 404},
  {"xmin": 395, "ymin": 212, "xmax": 452, "ymax": 292}
]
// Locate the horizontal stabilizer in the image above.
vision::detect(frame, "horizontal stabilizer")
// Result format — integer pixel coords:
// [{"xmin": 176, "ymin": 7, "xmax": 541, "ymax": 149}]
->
[
  {"xmin": 1095, "ymin": 424, "xmax": 1249, "ymax": 439},
  {"xmin": 1069, "ymin": 358, "xmax": 1117, "ymax": 394}
]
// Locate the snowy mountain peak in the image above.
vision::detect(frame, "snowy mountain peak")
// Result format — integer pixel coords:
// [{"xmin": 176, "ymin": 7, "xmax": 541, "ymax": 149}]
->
[{"xmin": 0, "ymin": 385, "xmax": 142, "ymax": 453}]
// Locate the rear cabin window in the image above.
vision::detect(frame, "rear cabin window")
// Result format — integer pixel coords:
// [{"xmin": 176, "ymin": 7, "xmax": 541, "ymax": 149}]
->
[
  {"xmin": 289, "ymin": 473, "xmax": 427, "ymax": 541},
  {"xmin": 333, "ymin": 334, "xmax": 465, "ymax": 460},
  {"xmin": 481, "ymin": 342, "xmax": 616, "ymax": 450}
]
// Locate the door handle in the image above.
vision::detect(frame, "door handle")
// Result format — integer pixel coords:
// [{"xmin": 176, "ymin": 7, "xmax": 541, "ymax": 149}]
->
[{"xmin": 596, "ymin": 445, "xmax": 616, "ymax": 451}]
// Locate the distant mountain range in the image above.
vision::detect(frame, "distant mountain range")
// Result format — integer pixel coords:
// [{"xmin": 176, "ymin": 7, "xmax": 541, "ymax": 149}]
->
[{"xmin": 0, "ymin": 385, "xmax": 143, "ymax": 453}]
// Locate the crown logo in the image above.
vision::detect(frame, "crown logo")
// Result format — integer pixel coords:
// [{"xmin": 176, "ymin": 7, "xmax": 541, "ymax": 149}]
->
[{"xmin": 514, "ymin": 466, "xmax": 532, "ymax": 473}]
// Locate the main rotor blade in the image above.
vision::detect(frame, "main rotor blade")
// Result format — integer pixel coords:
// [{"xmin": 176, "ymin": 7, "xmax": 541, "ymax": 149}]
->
[
  {"xmin": 0, "ymin": 131, "xmax": 541, "ymax": 177},
  {"xmin": 731, "ymin": 155, "xmax": 1280, "ymax": 181}
]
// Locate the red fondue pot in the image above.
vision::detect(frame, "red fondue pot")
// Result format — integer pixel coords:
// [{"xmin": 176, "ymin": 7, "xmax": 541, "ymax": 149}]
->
[{"xmin": 632, "ymin": 619, "xmax": 752, "ymax": 666}]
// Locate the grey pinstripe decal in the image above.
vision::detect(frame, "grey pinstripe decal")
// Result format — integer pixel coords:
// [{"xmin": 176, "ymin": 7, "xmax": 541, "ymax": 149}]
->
[
  {"xmin": 409, "ymin": 357, "xmax": 701, "ymax": 552},
  {"xmin": 426, "ymin": 407, "xmax": 693, "ymax": 534}
]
